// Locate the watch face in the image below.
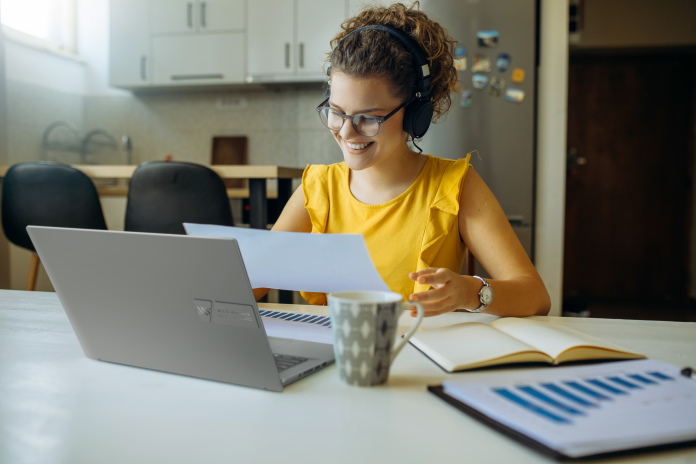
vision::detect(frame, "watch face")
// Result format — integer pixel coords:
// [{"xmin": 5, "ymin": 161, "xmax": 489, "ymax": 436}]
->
[{"xmin": 480, "ymin": 286, "xmax": 494, "ymax": 305}]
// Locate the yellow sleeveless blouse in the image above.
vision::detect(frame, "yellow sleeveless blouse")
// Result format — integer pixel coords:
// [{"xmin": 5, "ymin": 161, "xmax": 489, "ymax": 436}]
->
[{"xmin": 301, "ymin": 154, "xmax": 472, "ymax": 305}]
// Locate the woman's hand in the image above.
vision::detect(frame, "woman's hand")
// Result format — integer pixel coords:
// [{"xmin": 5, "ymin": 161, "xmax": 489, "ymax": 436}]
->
[{"xmin": 408, "ymin": 268, "xmax": 478, "ymax": 317}]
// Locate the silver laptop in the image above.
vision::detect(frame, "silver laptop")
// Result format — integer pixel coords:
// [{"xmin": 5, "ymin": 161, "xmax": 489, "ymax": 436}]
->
[{"xmin": 27, "ymin": 226, "xmax": 334, "ymax": 392}]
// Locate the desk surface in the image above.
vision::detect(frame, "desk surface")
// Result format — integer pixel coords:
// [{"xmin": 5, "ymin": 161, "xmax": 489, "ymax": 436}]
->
[
  {"xmin": 0, "ymin": 164, "xmax": 305, "ymax": 179},
  {"xmin": 1, "ymin": 290, "xmax": 695, "ymax": 464}
]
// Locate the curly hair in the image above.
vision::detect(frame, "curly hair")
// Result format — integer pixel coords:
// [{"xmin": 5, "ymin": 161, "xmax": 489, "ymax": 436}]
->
[{"xmin": 327, "ymin": 2, "xmax": 458, "ymax": 122}]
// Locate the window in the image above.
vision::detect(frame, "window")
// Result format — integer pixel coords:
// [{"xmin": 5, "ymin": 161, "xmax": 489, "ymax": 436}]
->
[{"xmin": 1, "ymin": 0, "xmax": 76, "ymax": 54}]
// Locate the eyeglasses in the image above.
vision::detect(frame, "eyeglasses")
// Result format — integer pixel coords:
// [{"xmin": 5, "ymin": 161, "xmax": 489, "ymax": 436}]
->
[{"xmin": 315, "ymin": 97, "xmax": 412, "ymax": 137}]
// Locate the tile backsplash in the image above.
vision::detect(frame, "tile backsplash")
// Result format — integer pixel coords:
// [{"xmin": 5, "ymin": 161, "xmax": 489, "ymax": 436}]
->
[{"xmin": 6, "ymin": 80, "xmax": 342, "ymax": 171}]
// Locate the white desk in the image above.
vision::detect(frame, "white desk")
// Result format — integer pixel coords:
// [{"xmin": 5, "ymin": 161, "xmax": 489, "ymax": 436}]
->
[{"xmin": 1, "ymin": 290, "xmax": 695, "ymax": 464}]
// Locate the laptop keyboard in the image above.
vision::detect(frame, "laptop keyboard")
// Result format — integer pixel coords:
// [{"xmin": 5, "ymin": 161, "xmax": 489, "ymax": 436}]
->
[
  {"xmin": 259, "ymin": 309, "xmax": 332, "ymax": 328},
  {"xmin": 273, "ymin": 353, "xmax": 309, "ymax": 372}
]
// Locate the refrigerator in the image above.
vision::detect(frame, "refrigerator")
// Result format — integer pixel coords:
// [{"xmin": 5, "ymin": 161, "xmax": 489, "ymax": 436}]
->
[{"xmin": 418, "ymin": 0, "xmax": 538, "ymax": 263}]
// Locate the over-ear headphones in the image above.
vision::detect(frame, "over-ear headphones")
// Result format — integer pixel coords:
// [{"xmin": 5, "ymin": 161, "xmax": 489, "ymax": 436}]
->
[{"xmin": 327, "ymin": 24, "xmax": 434, "ymax": 139}]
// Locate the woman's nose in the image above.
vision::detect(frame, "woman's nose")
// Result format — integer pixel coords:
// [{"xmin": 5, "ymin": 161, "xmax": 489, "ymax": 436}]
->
[{"xmin": 338, "ymin": 117, "xmax": 360, "ymax": 139}]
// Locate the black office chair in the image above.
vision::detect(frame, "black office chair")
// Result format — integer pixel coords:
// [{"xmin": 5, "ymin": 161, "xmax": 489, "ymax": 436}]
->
[
  {"xmin": 1, "ymin": 162, "xmax": 108, "ymax": 290},
  {"xmin": 124, "ymin": 161, "xmax": 234, "ymax": 235}
]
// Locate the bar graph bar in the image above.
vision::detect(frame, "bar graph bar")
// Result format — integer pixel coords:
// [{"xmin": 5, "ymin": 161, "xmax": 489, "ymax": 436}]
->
[
  {"xmin": 491, "ymin": 368, "xmax": 677, "ymax": 425},
  {"xmin": 493, "ymin": 388, "xmax": 571, "ymax": 424}
]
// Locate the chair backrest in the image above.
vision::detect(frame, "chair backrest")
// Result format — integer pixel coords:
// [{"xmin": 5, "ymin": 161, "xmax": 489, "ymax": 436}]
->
[
  {"xmin": 1, "ymin": 162, "xmax": 108, "ymax": 252},
  {"xmin": 124, "ymin": 161, "xmax": 234, "ymax": 235}
]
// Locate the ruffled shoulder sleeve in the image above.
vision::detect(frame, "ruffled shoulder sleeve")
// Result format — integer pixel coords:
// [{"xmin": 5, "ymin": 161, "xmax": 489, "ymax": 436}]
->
[
  {"xmin": 301, "ymin": 163, "xmax": 345, "ymax": 305},
  {"xmin": 414, "ymin": 154, "xmax": 472, "ymax": 293},
  {"xmin": 302, "ymin": 164, "xmax": 331, "ymax": 233}
]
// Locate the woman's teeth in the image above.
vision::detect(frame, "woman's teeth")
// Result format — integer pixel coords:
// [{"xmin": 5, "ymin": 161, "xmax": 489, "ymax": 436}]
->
[{"xmin": 347, "ymin": 142, "xmax": 372, "ymax": 150}]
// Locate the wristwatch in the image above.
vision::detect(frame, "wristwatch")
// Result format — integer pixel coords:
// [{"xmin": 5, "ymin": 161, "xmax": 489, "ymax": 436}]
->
[{"xmin": 463, "ymin": 275, "xmax": 494, "ymax": 313}]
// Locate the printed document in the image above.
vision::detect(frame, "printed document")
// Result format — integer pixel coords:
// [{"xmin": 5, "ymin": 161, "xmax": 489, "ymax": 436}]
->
[
  {"xmin": 184, "ymin": 223, "xmax": 390, "ymax": 293},
  {"xmin": 439, "ymin": 359, "xmax": 696, "ymax": 458}
]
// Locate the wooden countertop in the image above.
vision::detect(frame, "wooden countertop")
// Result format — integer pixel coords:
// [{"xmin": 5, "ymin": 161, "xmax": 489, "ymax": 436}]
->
[
  {"xmin": 0, "ymin": 164, "xmax": 305, "ymax": 179},
  {"xmin": 96, "ymin": 186, "xmax": 280, "ymax": 199}
]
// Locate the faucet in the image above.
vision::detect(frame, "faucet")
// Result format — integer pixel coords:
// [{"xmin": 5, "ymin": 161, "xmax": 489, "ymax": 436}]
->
[{"xmin": 121, "ymin": 135, "xmax": 133, "ymax": 165}]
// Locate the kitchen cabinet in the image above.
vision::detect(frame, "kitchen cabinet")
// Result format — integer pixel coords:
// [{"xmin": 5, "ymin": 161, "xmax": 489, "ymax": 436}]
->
[
  {"xmin": 150, "ymin": 0, "xmax": 245, "ymax": 86},
  {"xmin": 109, "ymin": 0, "xmax": 246, "ymax": 88},
  {"xmin": 109, "ymin": 0, "xmax": 151, "ymax": 88},
  {"xmin": 150, "ymin": 0, "xmax": 244, "ymax": 35},
  {"xmin": 152, "ymin": 33, "xmax": 245, "ymax": 85},
  {"xmin": 247, "ymin": 0, "xmax": 347, "ymax": 82}
]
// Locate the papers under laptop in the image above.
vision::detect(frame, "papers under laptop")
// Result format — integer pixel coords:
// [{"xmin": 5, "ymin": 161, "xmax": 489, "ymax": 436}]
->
[{"xmin": 27, "ymin": 226, "xmax": 335, "ymax": 392}]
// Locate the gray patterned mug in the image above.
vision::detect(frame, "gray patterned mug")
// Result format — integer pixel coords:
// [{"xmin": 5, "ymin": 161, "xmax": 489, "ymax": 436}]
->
[{"xmin": 328, "ymin": 291, "xmax": 424, "ymax": 386}]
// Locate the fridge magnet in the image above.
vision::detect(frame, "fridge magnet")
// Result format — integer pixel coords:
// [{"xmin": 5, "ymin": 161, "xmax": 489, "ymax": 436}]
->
[
  {"xmin": 454, "ymin": 45, "xmax": 467, "ymax": 70},
  {"xmin": 511, "ymin": 68, "xmax": 526, "ymax": 83},
  {"xmin": 489, "ymin": 77, "xmax": 505, "ymax": 96},
  {"xmin": 472, "ymin": 54, "xmax": 491, "ymax": 73},
  {"xmin": 496, "ymin": 53, "xmax": 511, "ymax": 72},
  {"xmin": 477, "ymin": 30, "xmax": 499, "ymax": 48},
  {"xmin": 504, "ymin": 87, "xmax": 525, "ymax": 103},
  {"xmin": 472, "ymin": 74, "xmax": 489, "ymax": 90},
  {"xmin": 459, "ymin": 89, "xmax": 473, "ymax": 108}
]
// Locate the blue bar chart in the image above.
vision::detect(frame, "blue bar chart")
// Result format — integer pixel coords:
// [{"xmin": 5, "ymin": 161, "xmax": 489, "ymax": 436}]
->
[
  {"xmin": 491, "ymin": 368, "xmax": 675, "ymax": 425},
  {"xmin": 441, "ymin": 359, "xmax": 696, "ymax": 457}
]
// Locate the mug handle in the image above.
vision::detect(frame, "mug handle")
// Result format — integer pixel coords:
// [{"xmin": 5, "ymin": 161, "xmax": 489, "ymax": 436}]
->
[{"xmin": 390, "ymin": 301, "xmax": 425, "ymax": 362}]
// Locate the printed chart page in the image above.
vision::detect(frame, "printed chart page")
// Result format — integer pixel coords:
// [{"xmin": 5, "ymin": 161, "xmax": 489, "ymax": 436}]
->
[{"xmin": 440, "ymin": 359, "xmax": 696, "ymax": 458}]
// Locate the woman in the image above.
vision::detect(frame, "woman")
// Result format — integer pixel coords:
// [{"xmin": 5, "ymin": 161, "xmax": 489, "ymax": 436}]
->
[{"xmin": 257, "ymin": 2, "xmax": 550, "ymax": 318}]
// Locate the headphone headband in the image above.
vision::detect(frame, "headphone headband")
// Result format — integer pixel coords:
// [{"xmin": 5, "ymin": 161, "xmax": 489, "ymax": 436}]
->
[{"xmin": 343, "ymin": 24, "xmax": 431, "ymax": 98}]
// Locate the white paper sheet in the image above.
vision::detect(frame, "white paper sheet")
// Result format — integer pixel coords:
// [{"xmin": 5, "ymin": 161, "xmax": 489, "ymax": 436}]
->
[
  {"xmin": 441, "ymin": 359, "xmax": 696, "ymax": 458},
  {"xmin": 184, "ymin": 223, "xmax": 390, "ymax": 293}
]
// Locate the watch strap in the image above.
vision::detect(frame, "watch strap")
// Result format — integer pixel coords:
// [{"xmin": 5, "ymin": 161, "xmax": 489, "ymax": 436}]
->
[{"xmin": 462, "ymin": 275, "xmax": 491, "ymax": 313}]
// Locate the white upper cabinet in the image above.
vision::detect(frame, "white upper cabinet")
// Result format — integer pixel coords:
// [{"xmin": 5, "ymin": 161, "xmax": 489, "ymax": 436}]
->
[
  {"xmin": 152, "ymin": 33, "xmax": 245, "ymax": 86},
  {"xmin": 150, "ymin": 0, "xmax": 244, "ymax": 35},
  {"xmin": 109, "ymin": 0, "xmax": 246, "ymax": 88},
  {"xmin": 109, "ymin": 0, "xmax": 151, "ymax": 88},
  {"xmin": 247, "ymin": 0, "xmax": 347, "ymax": 82}
]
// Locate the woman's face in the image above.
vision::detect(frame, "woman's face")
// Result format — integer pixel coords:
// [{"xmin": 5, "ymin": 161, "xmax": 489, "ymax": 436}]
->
[{"xmin": 327, "ymin": 72, "xmax": 410, "ymax": 171}]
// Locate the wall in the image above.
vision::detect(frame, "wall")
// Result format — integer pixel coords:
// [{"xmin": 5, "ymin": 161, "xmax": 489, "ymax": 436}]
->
[
  {"xmin": 0, "ymin": 15, "xmax": 10, "ymax": 288},
  {"xmin": 535, "ymin": 0, "xmax": 569, "ymax": 316},
  {"xmin": 575, "ymin": 0, "xmax": 696, "ymax": 49},
  {"xmin": 3, "ymin": 38, "xmax": 86, "ymax": 290}
]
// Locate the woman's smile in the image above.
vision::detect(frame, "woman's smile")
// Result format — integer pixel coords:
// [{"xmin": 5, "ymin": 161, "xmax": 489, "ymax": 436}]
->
[{"xmin": 344, "ymin": 140, "xmax": 375, "ymax": 152}]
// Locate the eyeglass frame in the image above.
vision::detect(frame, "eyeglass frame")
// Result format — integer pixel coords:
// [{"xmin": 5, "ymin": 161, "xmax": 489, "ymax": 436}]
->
[{"xmin": 315, "ymin": 96, "xmax": 414, "ymax": 137}]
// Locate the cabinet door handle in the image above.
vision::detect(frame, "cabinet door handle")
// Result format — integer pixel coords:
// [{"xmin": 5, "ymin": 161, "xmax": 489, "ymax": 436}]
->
[
  {"xmin": 285, "ymin": 43, "xmax": 291, "ymax": 69},
  {"xmin": 187, "ymin": 2, "xmax": 193, "ymax": 29},
  {"xmin": 200, "ymin": 2, "xmax": 206, "ymax": 28},
  {"xmin": 171, "ymin": 74, "xmax": 224, "ymax": 81},
  {"xmin": 140, "ymin": 56, "xmax": 147, "ymax": 81},
  {"xmin": 299, "ymin": 43, "xmax": 304, "ymax": 68}
]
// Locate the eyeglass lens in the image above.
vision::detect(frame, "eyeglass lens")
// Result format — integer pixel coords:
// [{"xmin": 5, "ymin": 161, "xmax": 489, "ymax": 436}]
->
[{"xmin": 319, "ymin": 107, "xmax": 381, "ymax": 137}]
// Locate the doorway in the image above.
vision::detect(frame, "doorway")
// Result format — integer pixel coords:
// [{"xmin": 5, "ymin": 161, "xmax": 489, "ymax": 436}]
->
[{"xmin": 563, "ymin": 50, "xmax": 695, "ymax": 320}]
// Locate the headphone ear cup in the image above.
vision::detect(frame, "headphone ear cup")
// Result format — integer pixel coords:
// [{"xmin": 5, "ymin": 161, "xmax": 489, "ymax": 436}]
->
[{"xmin": 403, "ymin": 99, "xmax": 434, "ymax": 139}]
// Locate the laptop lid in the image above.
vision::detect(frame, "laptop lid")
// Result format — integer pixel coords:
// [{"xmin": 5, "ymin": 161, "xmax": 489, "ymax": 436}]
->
[{"xmin": 27, "ymin": 226, "xmax": 329, "ymax": 392}]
